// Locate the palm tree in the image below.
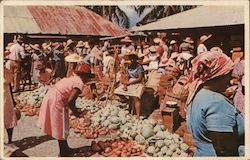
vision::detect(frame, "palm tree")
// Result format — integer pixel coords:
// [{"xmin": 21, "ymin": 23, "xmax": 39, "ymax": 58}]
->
[
  {"xmin": 86, "ymin": 6, "xmax": 130, "ymax": 28},
  {"xmin": 135, "ymin": 5, "xmax": 197, "ymax": 26}
]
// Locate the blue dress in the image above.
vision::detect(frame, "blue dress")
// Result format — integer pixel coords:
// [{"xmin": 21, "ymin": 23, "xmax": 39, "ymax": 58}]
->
[
  {"xmin": 186, "ymin": 88, "xmax": 244, "ymax": 156},
  {"xmin": 127, "ymin": 64, "xmax": 144, "ymax": 79}
]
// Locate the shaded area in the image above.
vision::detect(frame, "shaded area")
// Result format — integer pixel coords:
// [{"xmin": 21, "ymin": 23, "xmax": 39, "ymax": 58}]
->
[
  {"xmin": 140, "ymin": 88, "xmax": 159, "ymax": 117},
  {"xmin": 12, "ymin": 135, "xmax": 54, "ymax": 152}
]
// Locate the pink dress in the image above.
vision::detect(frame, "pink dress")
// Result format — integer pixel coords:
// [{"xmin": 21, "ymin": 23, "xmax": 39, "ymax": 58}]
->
[
  {"xmin": 4, "ymin": 68, "xmax": 17, "ymax": 129},
  {"xmin": 37, "ymin": 74, "xmax": 85, "ymax": 140}
]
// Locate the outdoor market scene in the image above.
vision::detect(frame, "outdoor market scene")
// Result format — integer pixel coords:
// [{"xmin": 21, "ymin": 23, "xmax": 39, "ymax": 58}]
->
[{"xmin": 3, "ymin": 5, "xmax": 245, "ymax": 157}]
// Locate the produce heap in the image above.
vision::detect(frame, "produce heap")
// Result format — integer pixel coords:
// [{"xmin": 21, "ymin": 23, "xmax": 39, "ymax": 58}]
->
[
  {"xmin": 90, "ymin": 103, "xmax": 191, "ymax": 157},
  {"xmin": 15, "ymin": 86, "xmax": 49, "ymax": 116},
  {"xmin": 15, "ymin": 87, "xmax": 192, "ymax": 157}
]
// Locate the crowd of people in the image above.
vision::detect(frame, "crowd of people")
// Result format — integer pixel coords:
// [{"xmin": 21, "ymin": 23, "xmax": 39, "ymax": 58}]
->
[{"xmin": 3, "ymin": 32, "xmax": 245, "ymax": 157}]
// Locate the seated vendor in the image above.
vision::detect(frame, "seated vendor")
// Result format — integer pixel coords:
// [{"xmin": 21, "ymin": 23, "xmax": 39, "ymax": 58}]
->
[{"xmin": 124, "ymin": 54, "xmax": 145, "ymax": 118}]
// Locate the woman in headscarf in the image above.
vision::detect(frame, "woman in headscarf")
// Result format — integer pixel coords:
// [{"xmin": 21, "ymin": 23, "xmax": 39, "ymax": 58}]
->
[
  {"xmin": 37, "ymin": 64, "xmax": 94, "ymax": 157},
  {"xmin": 186, "ymin": 48, "xmax": 244, "ymax": 156}
]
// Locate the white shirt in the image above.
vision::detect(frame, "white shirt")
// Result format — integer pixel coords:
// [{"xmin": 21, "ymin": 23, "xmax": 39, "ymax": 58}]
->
[
  {"xmin": 8, "ymin": 43, "xmax": 25, "ymax": 61},
  {"xmin": 197, "ymin": 44, "xmax": 208, "ymax": 55}
]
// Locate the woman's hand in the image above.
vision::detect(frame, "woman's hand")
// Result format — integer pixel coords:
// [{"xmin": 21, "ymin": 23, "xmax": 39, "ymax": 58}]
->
[{"xmin": 71, "ymin": 108, "xmax": 81, "ymax": 117}]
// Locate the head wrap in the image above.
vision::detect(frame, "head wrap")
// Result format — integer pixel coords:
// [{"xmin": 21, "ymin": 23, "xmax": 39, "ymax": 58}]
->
[
  {"xmin": 187, "ymin": 48, "xmax": 234, "ymax": 104},
  {"xmin": 74, "ymin": 64, "xmax": 94, "ymax": 78}
]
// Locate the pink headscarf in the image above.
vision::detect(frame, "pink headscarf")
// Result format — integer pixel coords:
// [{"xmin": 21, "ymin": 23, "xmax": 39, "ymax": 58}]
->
[{"xmin": 187, "ymin": 48, "xmax": 234, "ymax": 104}]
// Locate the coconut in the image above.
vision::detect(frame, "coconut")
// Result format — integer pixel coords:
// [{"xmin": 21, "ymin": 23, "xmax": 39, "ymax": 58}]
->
[
  {"xmin": 180, "ymin": 143, "xmax": 189, "ymax": 151},
  {"xmin": 141, "ymin": 125, "xmax": 154, "ymax": 139},
  {"xmin": 164, "ymin": 139, "xmax": 172, "ymax": 146},
  {"xmin": 109, "ymin": 116, "xmax": 119, "ymax": 124},
  {"xmin": 155, "ymin": 140, "xmax": 164, "ymax": 148},
  {"xmin": 147, "ymin": 146, "xmax": 155, "ymax": 155},
  {"xmin": 154, "ymin": 125, "xmax": 162, "ymax": 133},
  {"xmin": 135, "ymin": 135, "xmax": 146, "ymax": 145},
  {"xmin": 160, "ymin": 146, "xmax": 168, "ymax": 154}
]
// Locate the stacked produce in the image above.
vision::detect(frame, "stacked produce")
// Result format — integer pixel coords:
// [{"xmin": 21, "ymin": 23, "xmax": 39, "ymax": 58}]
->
[
  {"xmin": 15, "ymin": 86, "xmax": 49, "ymax": 116},
  {"xmin": 91, "ymin": 104, "xmax": 191, "ymax": 157},
  {"xmin": 75, "ymin": 98, "xmax": 103, "ymax": 114},
  {"xmin": 16, "ymin": 86, "xmax": 48, "ymax": 107},
  {"xmin": 75, "ymin": 98, "xmax": 127, "ymax": 114},
  {"xmin": 91, "ymin": 138, "xmax": 146, "ymax": 157},
  {"xmin": 70, "ymin": 115, "xmax": 111, "ymax": 139}
]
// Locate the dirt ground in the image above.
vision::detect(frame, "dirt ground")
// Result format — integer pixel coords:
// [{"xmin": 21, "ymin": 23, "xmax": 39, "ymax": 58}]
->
[{"xmin": 3, "ymin": 113, "xmax": 108, "ymax": 157}]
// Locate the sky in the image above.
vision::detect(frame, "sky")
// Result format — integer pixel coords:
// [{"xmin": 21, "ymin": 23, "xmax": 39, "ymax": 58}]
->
[{"xmin": 118, "ymin": 6, "xmax": 153, "ymax": 28}]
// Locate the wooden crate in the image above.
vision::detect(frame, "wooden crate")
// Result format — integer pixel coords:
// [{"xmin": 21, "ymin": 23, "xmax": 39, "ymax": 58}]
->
[{"xmin": 161, "ymin": 107, "xmax": 179, "ymax": 133}]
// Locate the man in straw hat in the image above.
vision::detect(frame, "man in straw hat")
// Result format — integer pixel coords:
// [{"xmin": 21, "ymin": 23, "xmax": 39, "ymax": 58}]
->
[
  {"xmin": 168, "ymin": 40, "xmax": 179, "ymax": 55},
  {"xmin": 30, "ymin": 44, "xmax": 45, "ymax": 87},
  {"xmin": 197, "ymin": 34, "xmax": 212, "ymax": 55},
  {"xmin": 145, "ymin": 46, "xmax": 160, "ymax": 72},
  {"xmin": 179, "ymin": 36, "xmax": 194, "ymax": 54},
  {"xmin": 64, "ymin": 39, "xmax": 76, "ymax": 55},
  {"xmin": 153, "ymin": 38, "xmax": 165, "ymax": 58},
  {"xmin": 76, "ymin": 40, "xmax": 86, "ymax": 56},
  {"xmin": 120, "ymin": 36, "xmax": 135, "ymax": 57},
  {"xmin": 83, "ymin": 40, "xmax": 103, "ymax": 75},
  {"xmin": 7, "ymin": 35, "xmax": 25, "ymax": 92}
]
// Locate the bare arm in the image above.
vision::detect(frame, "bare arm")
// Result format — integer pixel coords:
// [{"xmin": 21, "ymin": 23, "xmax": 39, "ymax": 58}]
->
[
  {"xmin": 68, "ymin": 88, "xmax": 81, "ymax": 117},
  {"xmin": 208, "ymin": 131, "xmax": 239, "ymax": 156},
  {"xmin": 127, "ymin": 73, "xmax": 143, "ymax": 85}
]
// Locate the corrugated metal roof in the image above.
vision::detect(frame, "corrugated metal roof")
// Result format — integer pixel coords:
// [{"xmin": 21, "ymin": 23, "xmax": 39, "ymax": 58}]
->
[
  {"xmin": 4, "ymin": 6, "xmax": 128, "ymax": 36},
  {"xmin": 4, "ymin": 6, "xmax": 41, "ymax": 33},
  {"xmin": 132, "ymin": 5, "xmax": 244, "ymax": 31}
]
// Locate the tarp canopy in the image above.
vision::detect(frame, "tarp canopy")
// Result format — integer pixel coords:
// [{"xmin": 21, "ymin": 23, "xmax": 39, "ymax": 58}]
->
[
  {"xmin": 4, "ymin": 6, "xmax": 129, "ymax": 36},
  {"xmin": 132, "ymin": 5, "xmax": 244, "ymax": 31}
]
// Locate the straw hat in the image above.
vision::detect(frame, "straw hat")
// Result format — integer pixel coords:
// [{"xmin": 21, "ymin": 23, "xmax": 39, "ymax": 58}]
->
[
  {"xmin": 153, "ymin": 38, "xmax": 163, "ymax": 44},
  {"xmin": 30, "ymin": 44, "xmax": 40, "ymax": 51},
  {"xmin": 65, "ymin": 53, "xmax": 83, "ymax": 63},
  {"xmin": 25, "ymin": 44, "xmax": 31, "ymax": 51},
  {"xmin": 64, "ymin": 39, "xmax": 75, "ymax": 51},
  {"xmin": 76, "ymin": 41, "xmax": 85, "ymax": 48},
  {"xmin": 52, "ymin": 42, "xmax": 59, "ymax": 47},
  {"xmin": 149, "ymin": 46, "xmax": 157, "ymax": 53},
  {"xmin": 183, "ymin": 37, "xmax": 194, "ymax": 43},
  {"xmin": 200, "ymin": 34, "xmax": 212, "ymax": 43},
  {"xmin": 89, "ymin": 48, "xmax": 103, "ymax": 61},
  {"xmin": 84, "ymin": 42, "xmax": 90, "ymax": 49},
  {"xmin": 53, "ymin": 43, "xmax": 63, "ymax": 51},
  {"xmin": 170, "ymin": 40, "xmax": 177, "ymax": 45},
  {"xmin": 42, "ymin": 42, "xmax": 51, "ymax": 50},
  {"xmin": 121, "ymin": 36, "xmax": 132, "ymax": 43}
]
